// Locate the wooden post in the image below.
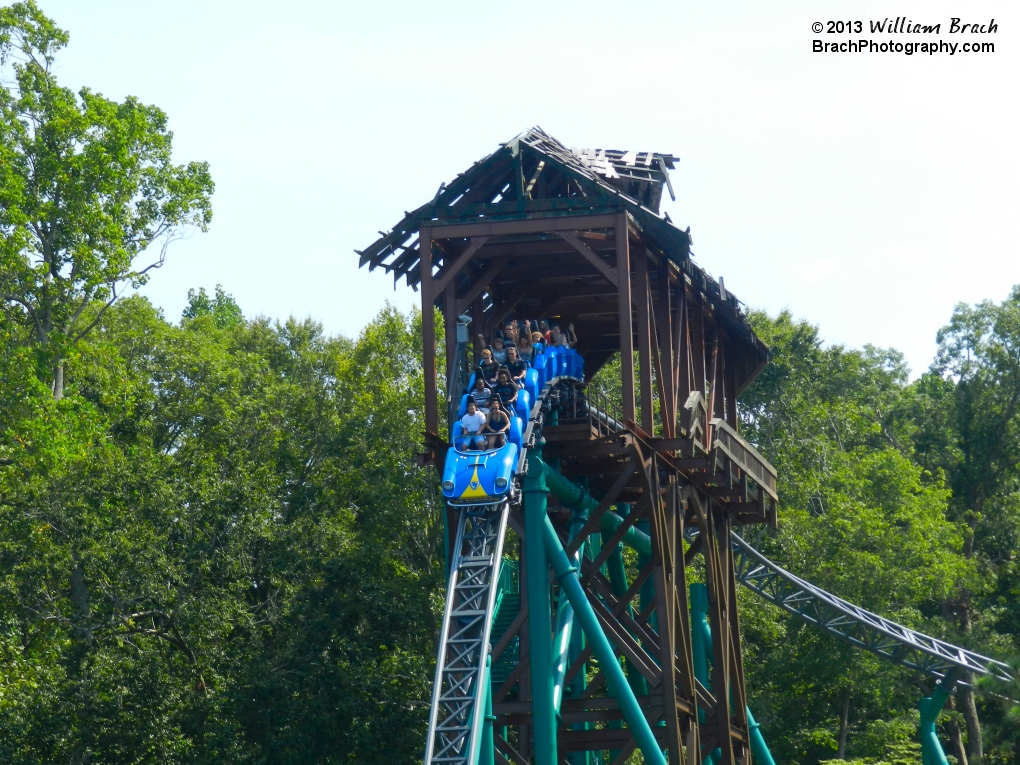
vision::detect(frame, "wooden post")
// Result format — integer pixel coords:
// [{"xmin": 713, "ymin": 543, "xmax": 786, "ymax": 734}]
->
[
  {"xmin": 676, "ymin": 288, "xmax": 692, "ymax": 412},
  {"xmin": 444, "ymin": 280, "xmax": 458, "ymax": 391},
  {"xmin": 634, "ymin": 248, "xmax": 655, "ymax": 435},
  {"xmin": 471, "ymin": 295, "xmax": 485, "ymax": 365},
  {"xmin": 419, "ymin": 227, "xmax": 438, "ymax": 437},
  {"xmin": 617, "ymin": 213, "xmax": 635, "ymax": 424},
  {"xmin": 690, "ymin": 298, "xmax": 706, "ymax": 398},
  {"xmin": 655, "ymin": 274, "xmax": 676, "ymax": 439}
]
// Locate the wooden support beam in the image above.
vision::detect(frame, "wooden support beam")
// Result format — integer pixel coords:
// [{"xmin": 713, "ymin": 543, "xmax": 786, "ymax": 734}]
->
[
  {"xmin": 617, "ymin": 213, "xmax": 635, "ymax": 424},
  {"xmin": 634, "ymin": 248, "xmax": 655, "ymax": 435},
  {"xmin": 487, "ymin": 286, "xmax": 530, "ymax": 329},
  {"xmin": 557, "ymin": 231, "xmax": 618, "ymax": 286},
  {"xmin": 471, "ymin": 294, "xmax": 485, "ymax": 364},
  {"xmin": 432, "ymin": 236, "xmax": 490, "ymax": 294},
  {"xmin": 690, "ymin": 296, "xmax": 706, "ymax": 402},
  {"xmin": 457, "ymin": 259, "xmax": 506, "ymax": 316},
  {"xmin": 676, "ymin": 288, "xmax": 691, "ymax": 421},
  {"xmin": 564, "ymin": 459, "xmax": 638, "ymax": 558},
  {"xmin": 656, "ymin": 278, "xmax": 677, "ymax": 439},
  {"xmin": 650, "ymin": 474, "xmax": 688, "ymax": 764},
  {"xmin": 431, "ymin": 213, "xmax": 617, "ymax": 239},
  {"xmin": 419, "ymin": 227, "xmax": 438, "ymax": 437},
  {"xmin": 444, "ymin": 280, "xmax": 458, "ymax": 388}
]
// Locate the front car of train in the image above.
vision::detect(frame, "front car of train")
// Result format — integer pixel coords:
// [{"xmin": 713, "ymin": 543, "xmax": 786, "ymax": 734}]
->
[{"xmin": 441, "ymin": 443, "xmax": 519, "ymax": 505}]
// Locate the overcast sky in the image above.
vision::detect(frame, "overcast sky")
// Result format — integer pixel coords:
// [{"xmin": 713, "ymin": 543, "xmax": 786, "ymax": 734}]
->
[{"xmin": 38, "ymin": 0, "xmax": 1019, "ymax": 376}]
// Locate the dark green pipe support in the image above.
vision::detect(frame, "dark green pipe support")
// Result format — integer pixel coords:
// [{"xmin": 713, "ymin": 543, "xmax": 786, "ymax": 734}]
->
[
  {"xmin": 542, "ymin": 513, "xmax": 668, "ymax": 765},
  {"xmin": 691, "ymin": 584, "xmax": 776, "ymax": 765},
  {"xmin": 918, "ymin": 678, "xmax": 953, "ymax": 765},
  {"xmin": 690, "ymin": 584, "xmax": 720, "ymax": 765},
  {"xmin": 553, "ymin": 506, "xmax": 586, "ymax": 710},
  {"xmin": 605, "ymin": 505, "xmax": 648, "ymax": 698},
  {"xmin": 478, "ymin": 655, "xmax": 495, "ymax": 765},
  {"xmin": 524, "ymin": 452, "xmax": 557, "ymax": 765},
  {"xmin": 637, "ymin": 517, "xmax": 658, "ymax": 636}
]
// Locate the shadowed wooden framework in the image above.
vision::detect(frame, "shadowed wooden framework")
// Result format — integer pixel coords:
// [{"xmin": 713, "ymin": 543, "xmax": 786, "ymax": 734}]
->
[{"xmin": 359, "ymin": 128, "xmax": 777, "ymax": 765}]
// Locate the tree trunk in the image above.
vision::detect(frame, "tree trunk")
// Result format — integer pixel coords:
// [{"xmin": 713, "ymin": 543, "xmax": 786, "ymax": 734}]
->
[
  {"xmin": 70, "ymin": 557, "xmax": 90, "ymax": 621},
  {"xmin": 959, "ymin": 682, "xmax": 982, "ymax": 765},
  {"xmin": 53, "ymin": 362, "xmax": 64, "ymax": 400},
  {"xmin": 945, "ymin": 696, "xmax": 969, "ymax": 765},
  {"xmin": 836, "ymin": 693, "xmax": 850, "ymax": 759}
]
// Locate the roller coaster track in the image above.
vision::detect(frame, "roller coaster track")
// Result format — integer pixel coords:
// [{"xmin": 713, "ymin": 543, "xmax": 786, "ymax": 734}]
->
[
  {"xmin": 423, "ymin": 376, "xmax": 573, "ymax": 765},
  {"xmin": 425, "ymin": 503, "xmax": 510, "ymax": 765},
  {"xmin": 729, "ymin": 531, "xmax": 1015, "ymax": 687}
]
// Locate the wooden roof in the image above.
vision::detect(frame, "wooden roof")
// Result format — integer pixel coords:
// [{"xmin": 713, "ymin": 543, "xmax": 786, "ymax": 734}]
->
[
  {"xmin": 356, "ymin": 127, "xmax": 769, "ymax": 380},
  {"xmin": 356, "ymin": 127, "xmax": 689, "ymax": 289}
]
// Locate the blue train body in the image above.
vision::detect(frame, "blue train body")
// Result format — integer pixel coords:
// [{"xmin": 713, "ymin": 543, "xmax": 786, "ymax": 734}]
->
[
  {"xmin": 444, "ymin": 346, "xmax": 585, "ymax": 505},
  {"xmin": 441, "ymin": 442, "xmax": 519, "ymax": 505}
]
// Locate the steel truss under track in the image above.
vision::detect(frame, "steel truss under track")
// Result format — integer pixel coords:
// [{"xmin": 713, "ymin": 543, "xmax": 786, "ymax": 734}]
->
[
  {"xmin": 730, "ymin": 532, "xmax": 1014, "ymax": 686},
  {"xmin": 425, "ymin": 503, "xmax": 510, "ymax": 765}
]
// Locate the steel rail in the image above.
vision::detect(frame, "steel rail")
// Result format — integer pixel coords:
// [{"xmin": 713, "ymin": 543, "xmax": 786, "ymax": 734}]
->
[{"xmin": 729, "ymin": 532, "xmax": 1015, "ymax": 686}]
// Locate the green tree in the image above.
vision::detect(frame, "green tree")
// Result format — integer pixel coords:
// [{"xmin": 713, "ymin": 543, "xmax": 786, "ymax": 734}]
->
[
  {"xmin": 905, "ymin": 287, "xmax": 1020, "ymax": 764},
  {"xmin": 0, "ymin": 292, "xmax": 444, "ymax": 764},
  {"xmin": 0, "ymin": 1, "xmax": 213, "ymax": 399},
  {"xmin": 738, "ymin": 310, "xmax": 972, "ymax": 765}
]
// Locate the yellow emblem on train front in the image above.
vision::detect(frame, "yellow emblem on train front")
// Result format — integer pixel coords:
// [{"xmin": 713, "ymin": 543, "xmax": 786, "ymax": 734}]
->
[{"xmin": 460, "ymin": 465, "xmax": 489, "ymax": 499}]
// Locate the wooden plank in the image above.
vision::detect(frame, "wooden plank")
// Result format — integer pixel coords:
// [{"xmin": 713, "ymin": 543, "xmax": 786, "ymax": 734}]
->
[
  {"xmin": 634, "ymin": 248, "xmax": 655, "ymax": 434},
  {"xmin": 444, "ymin": 280, "xmax": 458, "ymax": 386},
  {"xmin": 564, "ymin": 459, "xmax": 638, "ymax": 558},
  {"xmin": 419, "ymin": 227, "xmax": 438, "ymax": 437},
  {"xmin": 457, "ymin": 260, "xmax": 506, "ymax": 316},
  {"xmin": 491, "ymin": 605, "xmax": 527, "ymax": 663},
  {"xmin": 609, "ymin": 742, "xmax": 639, "ymax": 765},
  {"xmin": 433, "ymin": 236, "xmax": 491, "ymax": 294},
  {"xmin": 495, "ymin": 733, "xmax": 530, "ymax": 765},
  {"xmin": 558, "ymin": 231, "xmax": 618, "ymax": 286},
  {"xmin": 705, "ymin": 330, "xmax": 719, "ymax": 450},
  {"xmin": 650, "ymin": 477, "xmax": 685, "ymax": 765},
  {"xmin": 617, "ymin": 213, "xmax": 635, "ymax": 423},
  {"xmin": 656, "ymin": 277, "xmax": 677, "ymax": 439},
  {"xmin": 581, "ymin": 495, "xmax": 649, "ymax": 581},
  {"xmin": 432, "ymin": 213, "xmax": 617, "ymax": 238}
]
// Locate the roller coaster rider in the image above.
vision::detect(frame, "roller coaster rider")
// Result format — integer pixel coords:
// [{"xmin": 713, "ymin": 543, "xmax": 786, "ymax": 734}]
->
[
  {"xmin": 459, "ymin": 399, "xmax": 487, "ymax": 450},
  {"xmin": 468, "ymin": 377, "xmax": 492, "ymax": 413},
  {"xmin": 476, "ymin": 348, "xmax": 499, "ymax": 386},
  {"xmin": 491, "ymin": 369, "xmax": 518, "ymax": 407},
  {"xmin": 481, "ymin": 396, "xmax": 510, "ymax": 449},
  {"xmin": 505, "ymin": 346, "xmax": 527, "ymax": 388}
]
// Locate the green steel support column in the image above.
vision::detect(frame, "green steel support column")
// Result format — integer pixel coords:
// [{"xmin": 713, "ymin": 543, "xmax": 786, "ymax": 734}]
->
[
  {"xmin": 535, "ymin": 457, "xmax": 652, "ymax": 556},
  {"xmin": 692, "ymin": 584, "xmax": 778, "ymax": 765},
  {"xmin": 636, "ymin": 518, "xmax": 658, "ymax": 636},
  {"xmin": 918, "ymin": 682, "xmax": 952, "ymax": 765},
  {"xmin": 542, "ymin": 514, "xmax": 668, "ymax": 765},
  {"xmin": 567, "ymin": 505, "xmax": 592, "ymax": 765},
  {"xmin": 602, "ymin": 525, "xmax": 626, "ymax": 763},
  {"xmin": 554, "ymin": 504, "xmax": 589, "ymax": 711},
  {"xmin": 690, "ymin": 584, "xmax": 719, "ymax": 765},
  {"xmin": 479, "ymin": 655, "xmax": 495, "ymax": 765},
  {"xmin": 552, "ymin": 590, "xmax": 574, "ymax": 711},
  {"xmin": 605, "ymin": 506, "xmax": 647, "ymax": 697},
  {"xmin": 746, "ymin": 706, "xmax": 776, "ymax": 765},
  {"xmin": 524, "ymin": 451, "xmax": 557, "ymax": 765}
]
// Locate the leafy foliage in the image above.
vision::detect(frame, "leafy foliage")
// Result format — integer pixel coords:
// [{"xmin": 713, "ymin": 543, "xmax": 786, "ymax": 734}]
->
[
  {"xmin": 0, "ymin": 295, "xmax": 444, "ymax": 763},
  {"xmin": 0, "ymin": 1, "xmax": 213, "ymax": 398}
]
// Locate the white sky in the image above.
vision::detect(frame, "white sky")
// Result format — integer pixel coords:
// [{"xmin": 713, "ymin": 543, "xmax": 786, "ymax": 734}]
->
[{"xmin": 38, "ymin": 0, "xmax": 1019, "ymax": 376}]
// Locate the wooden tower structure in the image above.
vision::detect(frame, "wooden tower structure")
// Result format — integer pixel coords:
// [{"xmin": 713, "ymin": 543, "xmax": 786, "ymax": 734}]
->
[{"xmin": 358, "ymin": 128, "xmax": 777, "ymax": 765}]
